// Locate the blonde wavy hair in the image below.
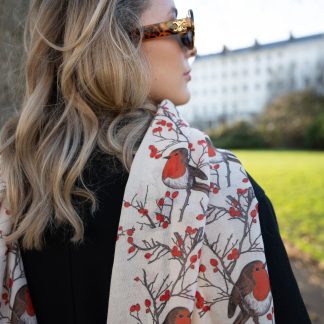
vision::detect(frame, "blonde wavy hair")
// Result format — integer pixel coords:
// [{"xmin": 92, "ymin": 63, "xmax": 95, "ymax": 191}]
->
[{"xmin": 0, "ymin": 0, "xmax": 155, "ymax": 250}]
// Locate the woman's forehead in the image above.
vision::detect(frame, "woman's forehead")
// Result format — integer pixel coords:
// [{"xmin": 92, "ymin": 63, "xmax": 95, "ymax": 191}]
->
[{"xmin": 141, "ymin": 0, "xmax": 177, "ymax": 25}]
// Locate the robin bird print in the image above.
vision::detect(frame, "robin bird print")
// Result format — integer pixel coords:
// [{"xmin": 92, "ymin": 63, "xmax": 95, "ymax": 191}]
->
[
  {"xmin": 11, "ymin": 285, "xmax": 35, "ymax": 324},
  {"xmin": 162, "ymin": 148, "xmax": 209, "ymax": 221},
  {"xmin": 228, "ymin": 260, "xmax": 272, "ymax": 324},
  {"xmin": 163, "ymin": 306, "xmax": 191, "ymax": 324},
  {"xmin": 162, "ymin": 148, "xmax": 209, "ymax": 193}
]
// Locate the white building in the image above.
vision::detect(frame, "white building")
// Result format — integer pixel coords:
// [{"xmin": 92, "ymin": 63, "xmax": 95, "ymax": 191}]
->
[{"xmin": 179, "ymin": 33, "xmax": 324, "ymax": 129}]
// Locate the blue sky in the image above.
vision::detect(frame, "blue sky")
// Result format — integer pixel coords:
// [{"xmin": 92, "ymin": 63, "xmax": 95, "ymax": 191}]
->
[{"xmin": 175, "ymin": 0, "xmax": 324, "ymax": 55}]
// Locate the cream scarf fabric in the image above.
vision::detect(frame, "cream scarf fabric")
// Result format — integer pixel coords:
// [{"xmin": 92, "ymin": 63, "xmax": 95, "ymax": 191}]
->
[{"xmin": 0, "ymin": 99, "xmax": 275, "ymax": 323}]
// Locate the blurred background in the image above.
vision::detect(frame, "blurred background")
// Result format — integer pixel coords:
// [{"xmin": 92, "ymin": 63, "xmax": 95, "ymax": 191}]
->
[
  {"xmin": 0, "ymin": 0, "xmax": 323, "ymax": 322},
  {"xmin": 175, "ymin": 0, "xmax": 324, "ymax": 322}
]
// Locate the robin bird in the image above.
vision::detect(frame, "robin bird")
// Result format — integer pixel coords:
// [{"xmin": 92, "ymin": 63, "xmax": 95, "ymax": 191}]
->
[
  {"xmin": 162, "ymin": 148, "xmax": 209, "ymax": 195},
  {"xmin": 11, "ymin": 284, "xmax": 36, "ymax": 324},
  {"xmin": 162, "ymin": 306, "xmax": 191, "ymax": 324},
  {"xmin": 162, "ymin": 148, "xmax": 209, "ymax": 222},
  {"xmin": 228, "ymin": 260, "xmax": 272, "ymax": 324}
]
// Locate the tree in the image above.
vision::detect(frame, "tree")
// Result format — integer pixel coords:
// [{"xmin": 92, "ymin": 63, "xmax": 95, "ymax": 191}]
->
[{"xmin": 257, "ymin": 89, "xmax": 324, "ymax": 148}]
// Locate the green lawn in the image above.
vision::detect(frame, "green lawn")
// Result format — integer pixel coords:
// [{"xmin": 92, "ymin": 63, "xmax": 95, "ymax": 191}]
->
[{"xmin": 232, "ymin": 150, "xmax": 324, "ymax": 264}]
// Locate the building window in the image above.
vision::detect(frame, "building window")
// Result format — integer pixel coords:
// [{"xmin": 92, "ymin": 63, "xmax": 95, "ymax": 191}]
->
[{"xmin": 242, "ymin": 84, "xmax": 249, "ymax": 91}]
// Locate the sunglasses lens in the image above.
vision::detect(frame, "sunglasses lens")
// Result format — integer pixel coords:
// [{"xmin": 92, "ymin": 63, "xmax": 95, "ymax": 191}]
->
[{"xmin": 181, "ymin": 31, "xmax": 193, "ymax": 50}]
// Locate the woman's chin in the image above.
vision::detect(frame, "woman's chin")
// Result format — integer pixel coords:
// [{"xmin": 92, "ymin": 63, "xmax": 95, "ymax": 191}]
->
[
  {"xmin": 170, "ymin": 90, "xmax": 191, "ymax": 106},
  {"xmin": 151, "ymin": 89, "xmax": 191, "ymax": 106}
]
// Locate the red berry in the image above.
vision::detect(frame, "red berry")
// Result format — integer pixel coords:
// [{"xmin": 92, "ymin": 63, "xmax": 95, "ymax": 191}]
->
[
  {"xmin": 172, "ymin": 191, "xmax": 179, "ymax": 199},
  {"xmin": 267, "ymin": 313, "xmax": 273, "ymax": 320},
  {"xmin": 250, "ymin": 210, "xmax": 257, "ymax": 218},
  {"xmin": 199, "ymin": 264, "xmax": 206, "ymax": 273},
  {"xmin": 145, "ymin": 299, "xmax": 151, "ymax": 307},
  {"xmin": 127, "ymin": 237, "xmax": 134, "ymax": 244},
  {"xmin": 177, "ymin": 238, "xmax": 184, "ymax": 245},
  {"xmin": 158, "ymin": 198, "xmax": 164, "ymax": 206},
  {"xmin": 144, "ymin": 253, "xmax": 152, "ymax": 259},
  {"xmin": 128, "ymin": 246, "xmax": 136, "ymax": 253},
  {"xmin": 171, "ymin": 246, "xmax": 182, "ymax": 257},
  {"xmin": 162, "ymin": 221, "xmax": 169, "ymax": 229},
  {"xmin": 190, "ymin": 255, "xmax": 198, "ymax": 263},
  {"xmin": 196, "ymin": 299, "xmax": 204, "ymax": 309},
  {"xmin": 196, "ymin": 214, "xmax": 204, "ymax": 220},
  {"xmin": 124, "ymin": 202, "xmax": 131, "ymax": 207},
  {"xmin": 156, "ymin": 213, "xmax": 164, "ymax": 222},
  {"xmin": 210, "ymin": 259, "xmax": 218, "ymax": 267},
  {"xmin": 127, "ymin": 229, "xmax": 134, "ymax": 236}
]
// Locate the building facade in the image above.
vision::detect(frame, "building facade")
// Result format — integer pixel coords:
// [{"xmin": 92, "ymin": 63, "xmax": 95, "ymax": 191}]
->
[{"xmin": 179, "ymin": 33, "xmax": 324, "ymax": 129}]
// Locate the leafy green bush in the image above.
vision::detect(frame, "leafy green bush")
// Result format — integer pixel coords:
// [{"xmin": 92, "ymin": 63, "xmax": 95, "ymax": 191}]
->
[
  {"xmin": 257, "ymin": 90, "xmax": 324, "ymax": 148},
  {"xmin": 207, "ymin": 121, "xmax": 268, "ymax": 149},
  {"xmin": 305, "ymin": 113, "xmax": 324, "ymax": 149}
]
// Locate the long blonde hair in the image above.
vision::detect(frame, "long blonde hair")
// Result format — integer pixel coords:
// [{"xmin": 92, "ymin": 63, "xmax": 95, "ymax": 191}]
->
[{"xmin": 0, "ymin": 0, "xmax": 155, "ymax": 250}]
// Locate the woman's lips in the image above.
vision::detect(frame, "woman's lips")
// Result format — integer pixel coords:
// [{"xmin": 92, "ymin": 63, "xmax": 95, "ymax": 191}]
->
[{"xmin": 183, "ymin": 70, "xmax": 192, "ymax": 81}]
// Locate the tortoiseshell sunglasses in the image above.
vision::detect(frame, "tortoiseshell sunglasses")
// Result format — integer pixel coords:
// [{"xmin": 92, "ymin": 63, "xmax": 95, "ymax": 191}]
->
[{"xmin": 132, "ymin": 10, "xmax": 195, "ymax": 50}]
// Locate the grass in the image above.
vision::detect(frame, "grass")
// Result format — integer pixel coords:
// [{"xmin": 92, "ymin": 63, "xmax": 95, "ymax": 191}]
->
[{"xmin": 231, "ymin": 150, "xmax": 324, "ymax": 264}]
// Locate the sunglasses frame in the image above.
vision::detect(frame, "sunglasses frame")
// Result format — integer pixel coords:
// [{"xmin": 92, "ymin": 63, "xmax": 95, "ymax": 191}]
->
[{"xmin": 141, "ymin": 9, "xmax": 195, "ymax": 50}]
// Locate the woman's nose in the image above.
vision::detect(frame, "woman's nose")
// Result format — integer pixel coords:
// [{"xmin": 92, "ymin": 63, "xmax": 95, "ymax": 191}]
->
[{"xmin": 187, "ymin": 46, "xmax": 197, "ymax": 58}]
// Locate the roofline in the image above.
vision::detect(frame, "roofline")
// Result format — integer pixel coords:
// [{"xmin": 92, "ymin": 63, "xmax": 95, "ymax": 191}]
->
[{"xmin": 196, "ymin": 32, "xmax": 324, "ymax": 60}]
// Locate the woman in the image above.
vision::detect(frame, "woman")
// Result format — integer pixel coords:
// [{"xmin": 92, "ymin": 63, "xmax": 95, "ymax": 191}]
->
[{"xmin": 0, "ymin": 0, "xmax": 310, "ymax": 323}]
